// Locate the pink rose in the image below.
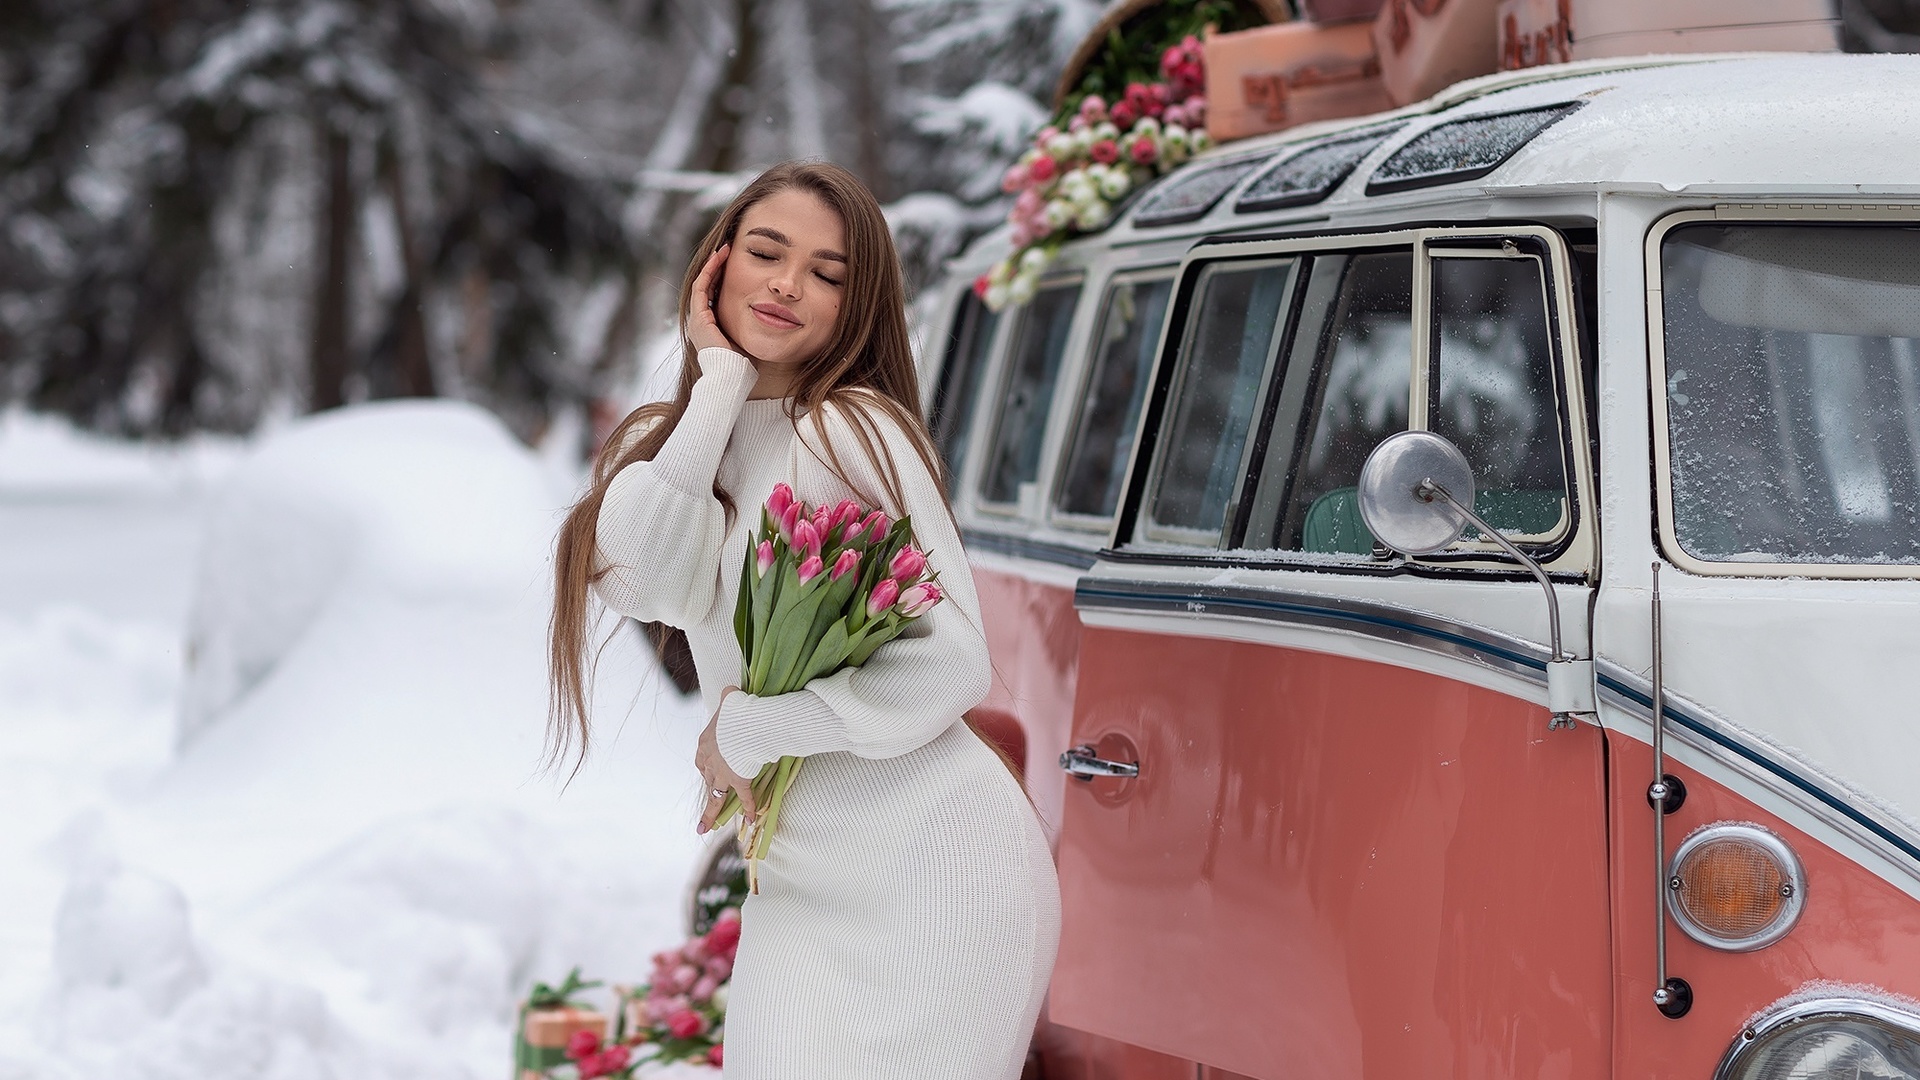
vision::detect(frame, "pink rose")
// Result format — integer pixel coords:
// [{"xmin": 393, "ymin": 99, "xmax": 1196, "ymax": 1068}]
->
[
  {"xmin": 1079, "ymin": 94, "xmax": 1107, "ymax": 121},
  {"xmin": 1109, "ymin": 100, "xmax": 1137, "ymax": 128},
  {"xmin": 796, "ymin": 554, "xmax": 825, "ymax": 586},
  {"xmin": 566, "ymin": 1030, "xmax": 600, "ymax": 1061},
  {"xmin": 703, "ymin": 955, "xmax": 733, "ymax": 980},
  {"xmin": 1000, "ymin": 163, "xmax": 1027, "ymax": 193},
  {"xmin": 1089, "ymin": 138, "xmax": 1120, "ymax": 165},
  {"xmin": 708, "ymin": 1044, "xmax": 725, "ymax": 1067},
  {"xmin": 897, "ymin": 581, "xmax": 944, "ymax": 617},
  {"xmin": 666, "ymin": 1008, "xmax": 709, "ymax": 1039},
  {"xmin": 1130, "ymin": 136, "xmax": 1159, "ymax": 164},
  {"xmin": 691, "ymin": 974, "xmax": 720, "ymax": 1001},
  {"xmin": 1027, "ymin": 154, "xmax": 1057, "ymax": 184},
  {"xmin": 866, "ymin": 578, "xmax": 900, "ymax": 618},
  {"xmin": 705, "ymin": 911, "xmax": 742, "ymax": 954},
  {"xmin": 672, "ymin": 963, "xmax": 700, "ymax": 991},
  {"xmin": 830, "ymin": 548, "xmax": 861, "ymax": 581},
  {"xmin": 1068, "ymin": 114, "xmax": 1088, "ymax": 133},
  {"xmin": 972, "ymin": 273, "xmax": 991, "ymax": 299},
  {"xmin": 1161, "ymin": 44, "xmax": 1184, "ymax": 79},
  {"xmin": 889, "ymin": 545, "xmax": 927, "ymax": 582}
]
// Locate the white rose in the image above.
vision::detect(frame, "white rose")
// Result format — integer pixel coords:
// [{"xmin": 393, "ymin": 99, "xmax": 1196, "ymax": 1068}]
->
[
  {"xmin": 1075, "ymin": 199, "xmax": 1111, "ymax": 231},
  {"xmin": 711, "ymin": 986, "xmax": 729, "ymax": 1012},
  {"xmin": 1019, "ymin": 246, "xmax": 1050, "ymax": 274},
  {"xmin": 1094, "ymin": 122, "xmax": 1120, "ymax": 142},
  {"xmin": 1043, "ymin": 199, "xmax": 1074, "ymax": 230},
  {"xmin": 1134, "ymin": 116, "xmax": 1160, "ymax": 137},
  {"xmin": 1190, "ymin": 129, "xmax": 1213, "ymax": 152},
  {"xmin": 984, "ymin": 282, "xmax": 1011, "ymax": 310},
  {"xmin": 988, "ymin": 259, "xmax": 1014, "ymax": 286},
  {"xmin": 1098, "ymin": 169, "xmax": 1131, "ymax": 200},
  {"xmin": 1163, "ymin": 124, "xmax": 1189, "ymax": 150},
  {"xmin": 1045, "ymin": 133, "xmax": 1076, "ymax": 160},
  {"xmin": 1008, "ymin": 273, "xmax": 1039, "ymax": 305}
]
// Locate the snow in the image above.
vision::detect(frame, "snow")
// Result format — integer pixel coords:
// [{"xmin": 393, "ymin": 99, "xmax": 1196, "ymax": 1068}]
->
[{"xmin": 0, "ymin": 406, "xmax": 715, "ymax": 1079}]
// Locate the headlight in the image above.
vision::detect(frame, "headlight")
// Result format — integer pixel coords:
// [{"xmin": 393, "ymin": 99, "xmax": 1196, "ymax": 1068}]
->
[
  {"xmin": 1668, "ymin": 823, "xmax": 1805, "ymax": 951},
  {"xmin": 1718, "ymin": 996, "xmax": 1920, "ymax": 1080}
]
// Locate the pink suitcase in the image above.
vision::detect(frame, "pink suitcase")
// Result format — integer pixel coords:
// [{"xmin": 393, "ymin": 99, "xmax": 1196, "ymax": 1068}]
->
[
  {"xmin": 1499, "ymin": 0, "xmax": 1839, "ymax": 71},
  {"xmin": 1371, "ymin": 0, "xmax": 1504, "ymax": 107},
  {"xmin": 1205, "ymin": 21, "xmax": 1396, "ymax": 141}
]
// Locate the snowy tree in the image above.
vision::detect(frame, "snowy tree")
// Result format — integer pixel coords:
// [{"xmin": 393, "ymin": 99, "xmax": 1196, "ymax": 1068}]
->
[{"xmin": 0, "ymin": 0, "xmax": 636, "ymax": 439}]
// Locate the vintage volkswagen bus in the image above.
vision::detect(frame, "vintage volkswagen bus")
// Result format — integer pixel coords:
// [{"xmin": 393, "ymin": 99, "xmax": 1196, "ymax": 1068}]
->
[{"xmin": 916, "ymin": 52, "xmax": 1920, "ymax": 1080}]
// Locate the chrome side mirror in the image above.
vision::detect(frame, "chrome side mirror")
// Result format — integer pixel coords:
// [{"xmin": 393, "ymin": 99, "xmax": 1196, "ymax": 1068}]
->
[
  {"xmin": 1355, "ymin": 430, "xmax": 1476, "ymax": 555},
  {"xmin": 1356, "ymin": 430, "xmax": 1595, "ymax": 729}
]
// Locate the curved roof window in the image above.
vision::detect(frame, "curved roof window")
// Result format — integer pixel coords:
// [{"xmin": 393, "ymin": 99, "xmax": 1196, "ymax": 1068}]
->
[
  {"xmin": 1367, "ymin": 102, "xmax": 1582, "ymax": 196},
  {"xmin": 1132, "ymin": 154, "xmax": 1273, "ymax": 228},
  {"xmin": 1235, "ymin": 123, "xmax": 1405, "ymax": 213}
]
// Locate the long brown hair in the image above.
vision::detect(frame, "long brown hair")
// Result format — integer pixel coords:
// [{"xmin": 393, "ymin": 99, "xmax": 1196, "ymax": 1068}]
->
[{"xmin": 547, "ymin": 161, "xmax": 949, "ymax": 768}]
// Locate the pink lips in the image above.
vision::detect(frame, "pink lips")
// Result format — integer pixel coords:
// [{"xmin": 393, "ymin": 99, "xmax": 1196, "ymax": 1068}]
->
[{"xmin": 750, "ymin": 302, "xmax": 802, "ymax": 330}]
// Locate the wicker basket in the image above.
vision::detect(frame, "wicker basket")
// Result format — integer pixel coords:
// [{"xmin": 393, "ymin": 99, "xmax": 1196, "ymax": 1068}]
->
[{"xmin": 1050, "ymin": 0, "xmax": 1297, "ymax": 112}]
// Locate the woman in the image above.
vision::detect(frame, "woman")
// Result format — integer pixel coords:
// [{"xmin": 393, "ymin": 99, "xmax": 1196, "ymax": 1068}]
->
[{"xmin": 549, "ymin": 161, "xmax": 1060, "ymax": 1079}]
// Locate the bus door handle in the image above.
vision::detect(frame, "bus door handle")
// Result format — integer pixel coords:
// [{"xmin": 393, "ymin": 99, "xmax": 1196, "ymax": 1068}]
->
[{"xmin": 1059, "ymin": 744, "xmax": 1139, "ymax": 780}]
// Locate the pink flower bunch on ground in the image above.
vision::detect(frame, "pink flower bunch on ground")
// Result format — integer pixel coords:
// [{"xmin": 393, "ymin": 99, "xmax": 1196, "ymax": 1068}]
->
[{"xmin": 978, "ymin": 43, "xmax": 1212, "ymax": 311}]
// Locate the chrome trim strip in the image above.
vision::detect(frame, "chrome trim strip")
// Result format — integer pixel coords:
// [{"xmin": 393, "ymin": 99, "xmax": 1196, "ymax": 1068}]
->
[
  {"xmin": 1716, "ymin": 995, "xmax": 1920, "ymax": 1080},
  {"xmin": 1074, "ymin": 577, "xmax": 1920, "ymax": 880},
  {"xmin": 964, "ymin": 529, "xmax": 1099, "ymax": 571}
]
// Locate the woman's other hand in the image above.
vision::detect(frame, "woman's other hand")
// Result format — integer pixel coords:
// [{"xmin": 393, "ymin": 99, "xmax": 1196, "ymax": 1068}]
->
[
  {"xmin": 697, "ymin": 684, "xmax": 757, "ymax": 833},
  {"xmin": 688, "ymin": 244, "xmax": 740, "ymax": 355}
]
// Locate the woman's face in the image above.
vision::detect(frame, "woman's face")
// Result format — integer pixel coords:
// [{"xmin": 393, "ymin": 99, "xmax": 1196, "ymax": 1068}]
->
[{"xmin": 713, "ymin": 188, "xmax": 847, "ymax": 371}]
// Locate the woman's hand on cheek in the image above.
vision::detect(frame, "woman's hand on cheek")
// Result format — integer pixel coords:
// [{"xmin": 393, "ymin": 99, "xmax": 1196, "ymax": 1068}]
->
[
  {"xmin": 697, "ymin": 685, "xmax": 757, "ymax": 834},
  {"xmin": 688, "ymin": 244, "xmax": 742, "ymax": 355}
]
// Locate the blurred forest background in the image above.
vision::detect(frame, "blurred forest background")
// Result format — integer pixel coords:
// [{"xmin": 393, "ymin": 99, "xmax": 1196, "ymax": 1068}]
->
[{"xmin": 0, "ymin": 0, "xmax": 1101, "ymax": 445}]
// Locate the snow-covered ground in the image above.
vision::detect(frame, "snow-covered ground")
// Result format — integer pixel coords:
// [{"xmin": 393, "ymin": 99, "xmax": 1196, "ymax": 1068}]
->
[{"xmin": 0, "ymin": 405, "xmax": 715, "ymax": 1080}]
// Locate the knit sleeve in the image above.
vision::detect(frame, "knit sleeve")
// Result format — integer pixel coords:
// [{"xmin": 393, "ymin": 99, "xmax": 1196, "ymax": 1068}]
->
[
  {"xmin": 714, "ymin": 395, "xmax": 991, "ymax": 773},
  {"xmin": 591, "ymin": 347, "xmax": 757, "ymax": 627}
]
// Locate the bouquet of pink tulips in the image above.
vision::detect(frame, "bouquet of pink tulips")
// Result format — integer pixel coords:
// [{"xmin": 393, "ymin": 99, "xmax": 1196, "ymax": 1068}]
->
[{"xmin": 713, "ymin": 482, "xmax": 944, "ymax": 885}]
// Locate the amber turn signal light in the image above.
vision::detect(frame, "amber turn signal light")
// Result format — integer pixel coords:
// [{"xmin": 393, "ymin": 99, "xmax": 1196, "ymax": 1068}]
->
[{"xmin": 1667, "ymin": 823, "xmax": 1804, "ymax": 951}]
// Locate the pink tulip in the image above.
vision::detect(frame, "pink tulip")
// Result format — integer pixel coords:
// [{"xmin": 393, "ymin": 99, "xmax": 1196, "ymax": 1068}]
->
[
  {"xmin": 860, "ymin": 509, "xmax": 889, "ymax": 541},
  {"xmin": 866, "ymin": 578, "xmax": 900, "ymax": 617},
  {"xmin": 897, "ymin": 581, "xmax": 944, "ymax": 617},
  {"xmin": 812, "ymin": 503, "xmax": 831, "ymax": 534},
  {"xmin": 792, "ymin": 518, "xmax": 820, "ymax": 559},
  {"xmin": 777, "ymin": 500, "xmax": 801, "ymax": 543},
  {"xmin": 833, "ymin": 499, "xmax": 863, "ymax": 531},
  {"xmin": 831, "ymin": 549, "xmax": 861, "ymax": 581},
  {"xmin": 796, "ymin": 554, "xmax": 825, "ymax": 585},
  {"xmin": 766, "ymin": 481, "xmax": 795, "ymax": 520},
  {"xmin": 889, "ymin": 545, "xmax": 927, "ymax": 582},
  {"xmin": 756, "ymin": 539, "xmax": 775, "ymax": 577}
]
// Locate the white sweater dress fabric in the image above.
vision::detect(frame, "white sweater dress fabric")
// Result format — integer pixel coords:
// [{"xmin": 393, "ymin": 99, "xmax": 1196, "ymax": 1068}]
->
[{"xmin": 592, "ymin": 347, "xmax": 1060, "ymax": 1080}]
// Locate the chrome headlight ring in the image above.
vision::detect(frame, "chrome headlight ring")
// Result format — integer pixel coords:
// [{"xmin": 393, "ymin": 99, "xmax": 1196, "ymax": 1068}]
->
[{"xmin": 1717, "ymin": 995, "xmax": 1920, "ymax": 1080}]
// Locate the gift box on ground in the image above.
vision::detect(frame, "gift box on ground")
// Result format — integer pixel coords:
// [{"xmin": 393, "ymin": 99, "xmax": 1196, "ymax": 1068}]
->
[
  {"xmin": 514, "ymin": 1004, "xmax": 608, "ymax": 1078},
  {"xmin": 1205, "ymin": 21, "xmax": 1394, "ymax": 142}
]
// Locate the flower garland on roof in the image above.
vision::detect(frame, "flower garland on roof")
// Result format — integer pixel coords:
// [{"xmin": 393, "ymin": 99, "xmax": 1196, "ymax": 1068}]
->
[{"xmin": 975, "ymin": 36, "xmax": 1212, "ymax": 312}]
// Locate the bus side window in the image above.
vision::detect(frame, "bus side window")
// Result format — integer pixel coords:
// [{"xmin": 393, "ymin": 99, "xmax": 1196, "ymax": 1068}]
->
[
  {"xmin": 1427, "ymin": 252, "xmax": 1570, "ymax": 540},
  {"xmin": 979, "ymin": 282, "xmax": 1082, "ymax": 509},
  {"xmin": 1055, "ymin": 275, "xmax": 1174, "ymax": 522},
  {"xmin": 1137, "ymin": 259, "xmax": 1299, "ymax": 547},
  {"xmin": 1255, "ymin": 250, "xmax": 1415, "ymax": 555},
  {"xmin": 928, "ymin": 291, "xmax": 1000, "ymax": 483}
]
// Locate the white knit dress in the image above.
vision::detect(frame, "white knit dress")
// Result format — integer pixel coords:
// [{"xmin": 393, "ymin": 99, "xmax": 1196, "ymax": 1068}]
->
[{"xmin": 592, "ymin": 347, "xmax": 1060, "ymax": 1080}]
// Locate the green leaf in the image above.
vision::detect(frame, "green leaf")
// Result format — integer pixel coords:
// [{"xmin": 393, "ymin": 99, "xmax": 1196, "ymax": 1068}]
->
[
  {"xmin": 734, "ymin": 531, "xmax": 754, "ymax": 661},
  {"xmin": 796, "ymin": 617, "xmax": 853, "ymax": 686},
  {"xmin": 846, "ymin": 615, "xmax": 906, "ymax": 666},
  {"xmin": 759, "ymin": 578, "xmax": 832, "ymax": 694}
]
